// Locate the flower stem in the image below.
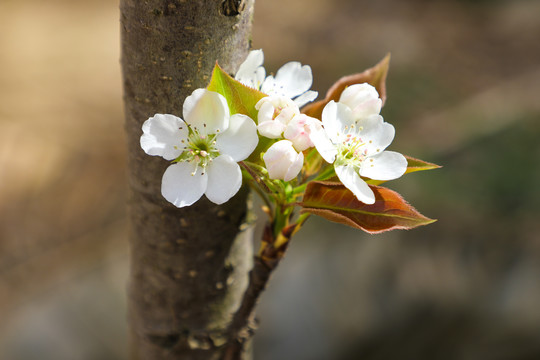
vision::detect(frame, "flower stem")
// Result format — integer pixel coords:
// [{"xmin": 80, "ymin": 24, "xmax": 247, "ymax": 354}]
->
[{"xmin": 239, "ymin": 161, "xmax": 271, "ymax": 194}]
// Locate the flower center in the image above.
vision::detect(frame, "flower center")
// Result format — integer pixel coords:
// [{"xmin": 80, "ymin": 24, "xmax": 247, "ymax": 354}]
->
[
  {"xmin": 335, "ymin": 133, "xmax": 367, "ymax": 169},
  {"xmin": 175, "ymin": 127, "xmax": 220, "ymax": 175}
]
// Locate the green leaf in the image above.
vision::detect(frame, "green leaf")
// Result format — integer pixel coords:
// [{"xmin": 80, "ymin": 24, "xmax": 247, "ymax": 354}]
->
[
  {"xmin": 300, "ymin": 181, "xmax": 435, "ymax": 233},
  {"xmin": 366, "ymin": 155, "xmax": 441, "ymax": 186},
  {"xmin": 302, "ymin": 54, "xmax": 391, "ymax": 119},
  {"xmin": 207, "ymin": 62, "xmax": 267, "ymax": 120}
]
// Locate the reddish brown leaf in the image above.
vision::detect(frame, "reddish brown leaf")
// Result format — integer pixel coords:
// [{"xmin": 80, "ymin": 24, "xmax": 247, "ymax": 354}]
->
[
  {"xmin": 302, "ymin": 54, "xmax": 391, "ymax": 119},
  {"xmin": 300, "ymin": 181, "xmax": 435, "ymax": 233}
]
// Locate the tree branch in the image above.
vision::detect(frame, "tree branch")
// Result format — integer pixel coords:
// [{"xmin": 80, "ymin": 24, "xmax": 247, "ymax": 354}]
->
[{"xmin": 221, "ymin": 223, "xmax": 297, "ymax": 359}]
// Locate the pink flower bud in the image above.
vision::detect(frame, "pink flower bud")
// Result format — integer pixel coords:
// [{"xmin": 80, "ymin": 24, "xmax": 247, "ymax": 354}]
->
[{"xmin": 283, "ymin": 114, "xmax": 321, "ymax": 152}]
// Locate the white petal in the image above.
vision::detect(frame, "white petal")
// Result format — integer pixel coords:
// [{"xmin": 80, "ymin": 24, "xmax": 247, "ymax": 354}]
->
[
  {"xmin": 235, "ymin": 49, "xmax": 266, "ymax": 89},
  {"xmin": 205, "ymin": 155, "xmax": 242, "ymax": 205},
  {"xmin": 215, "ymin": 114, "xmax": 259, "ymax": 161},
  {"xmin": 358, "ymin": 114, "xmax": 395, "ymax": 155},
  {"xmin": 360, "ymin": 151, "xmax": 407, "ymax": 181},
  {"xmin": 140, "ymin": 114, "xmax": 188, "ymax": 160},
  {"xmin": 263, "ymin": 142, "xmax": 291, "ymax": 180},
  {"xmin": 261, "ymin": 61, "xmax": 313, "ymax": 99},
  {"xmin": 293, "ymin": 90, "xmax": 318, "ymax": 108},
  {"xmin": 255, "ymin": 98, "xmax": 275, "ymax": 120},
  {"xmin": 183, "ymin": 88, "xmax": 229, "ymax": 134},
  {"xmin": 335, "ymin": 165, "xmax": 375, "ymax": 204},
  {"xmin": 321, "ymin": 101, "xmax": 355, "ymax": 143},
  {"xmin": 274, "ymin": 105, "xmax": 299, "ymax": 125},
  {"xmin": 339, "ymin": 83, "xmax": 381, "ymax": 117},
  {"xmin": 308, "ymin": 122, "xmax": 337, "ymax": 163},
  {"xmin": 284, "ymin": 150, "xmax": 304, "ymax": 182},
  {"xmin": 258, "ymin": 120, "xmax": 286, "ymax": 139},
  {"xmin": 161, "ymin": 162, "xmax": 207, "ymax": 208},
  {"xmin": 351, "ymin": 98, "xmax": 382, "ymax": 120}
]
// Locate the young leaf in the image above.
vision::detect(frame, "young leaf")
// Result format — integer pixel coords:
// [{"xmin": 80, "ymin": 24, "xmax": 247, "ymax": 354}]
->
[
  {"xmin": 366, "ymin": 155, "xmax": 441, "ymax": 185},
  {"xmin": 302, "ymin": 54, "xmax": 391, "ymax": 119},
  {"xmin": 207, "ymin": 62, "xmax": 267, "ymax": 120},
  {"xmin": 403, "ymin": 155, "xmax": 441, "ymax": 174},
  {"xmin": 300, "ymin": 181, "xmax": 435, "ymax": 233}
]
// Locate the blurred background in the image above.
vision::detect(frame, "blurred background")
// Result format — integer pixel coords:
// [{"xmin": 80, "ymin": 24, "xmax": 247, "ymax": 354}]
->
[{"xmin": 1, "ymin": 0, "xmax": 539, "ymax": 359}]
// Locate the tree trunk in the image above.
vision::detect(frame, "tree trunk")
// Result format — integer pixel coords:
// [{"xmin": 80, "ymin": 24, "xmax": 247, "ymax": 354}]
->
[{"xmin": 120, "ymin": 1, "xmax": 255, "ymax": 359}]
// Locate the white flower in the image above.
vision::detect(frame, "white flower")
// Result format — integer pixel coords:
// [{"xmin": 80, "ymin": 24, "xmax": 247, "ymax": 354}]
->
[
  {"xmin": 339, "ymin": 83, "xmax": 382, "ymax": 120},
  {"xmin": 140, "ymin": 89, "xmax": 259, "ymax": 208},
  {"xmin": 235, "ymin": 49, "xmax": 318, "ymax": 108},
  {"xmin": 262, "ymin": 140, "xmax": 304, "ymax": 182},
  {"xmin": 309, "ymin": 101, "xmax": 407, "ymax": 204}
]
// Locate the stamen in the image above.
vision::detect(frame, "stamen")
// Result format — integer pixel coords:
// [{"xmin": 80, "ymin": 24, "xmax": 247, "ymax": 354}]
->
[{"xmin": 191, "ymin": 162, "xmax": 199, "ymax": 176}]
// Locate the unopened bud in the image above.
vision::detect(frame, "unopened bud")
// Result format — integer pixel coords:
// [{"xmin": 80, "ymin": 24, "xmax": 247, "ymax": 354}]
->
[{"xmin": 263, "ymin": 140, "xmax": 303, "ymax": 182}]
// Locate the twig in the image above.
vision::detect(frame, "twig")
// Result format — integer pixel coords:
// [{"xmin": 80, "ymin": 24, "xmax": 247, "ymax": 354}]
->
[{"xmin": 221, "ymin": 223, "xmax": 295, "ymax": 359}]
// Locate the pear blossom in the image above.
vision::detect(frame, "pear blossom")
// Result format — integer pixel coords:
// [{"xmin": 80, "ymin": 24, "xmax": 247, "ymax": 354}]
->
[
  {"xmin": 309, "ymin": 100, "xmax": 407, "ymax": 204},
  {"xmin": 140, "ymin": 89, "xmax": 258, "ymax": 208},
  {"xmin": 263, "ymin": 140, "xmax": 304, "ymax": 182},
  {"xmin": 235, "ymin": 49, "xmax": 318, "ymax": 108}
]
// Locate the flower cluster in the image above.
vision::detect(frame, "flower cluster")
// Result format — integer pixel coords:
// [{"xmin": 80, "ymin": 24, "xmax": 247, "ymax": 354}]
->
[
  {"xmin": 140, "ymin": 50, "xmax": 409, "ymax": 210},
  {"xmin": 138, "ymin": 50, "xmax": 436, "ymax": 333}
]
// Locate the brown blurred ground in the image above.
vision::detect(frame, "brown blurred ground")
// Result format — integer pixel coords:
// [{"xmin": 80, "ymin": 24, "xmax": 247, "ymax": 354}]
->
[{"xmin": 1, "ymin": 0, "xmax": 539, "ymax": 359}]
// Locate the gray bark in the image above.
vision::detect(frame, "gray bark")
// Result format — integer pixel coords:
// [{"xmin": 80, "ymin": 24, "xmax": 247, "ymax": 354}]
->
[{"xmin": 120, "ymin": 1, "xmax": 255, "ymax": 358}]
